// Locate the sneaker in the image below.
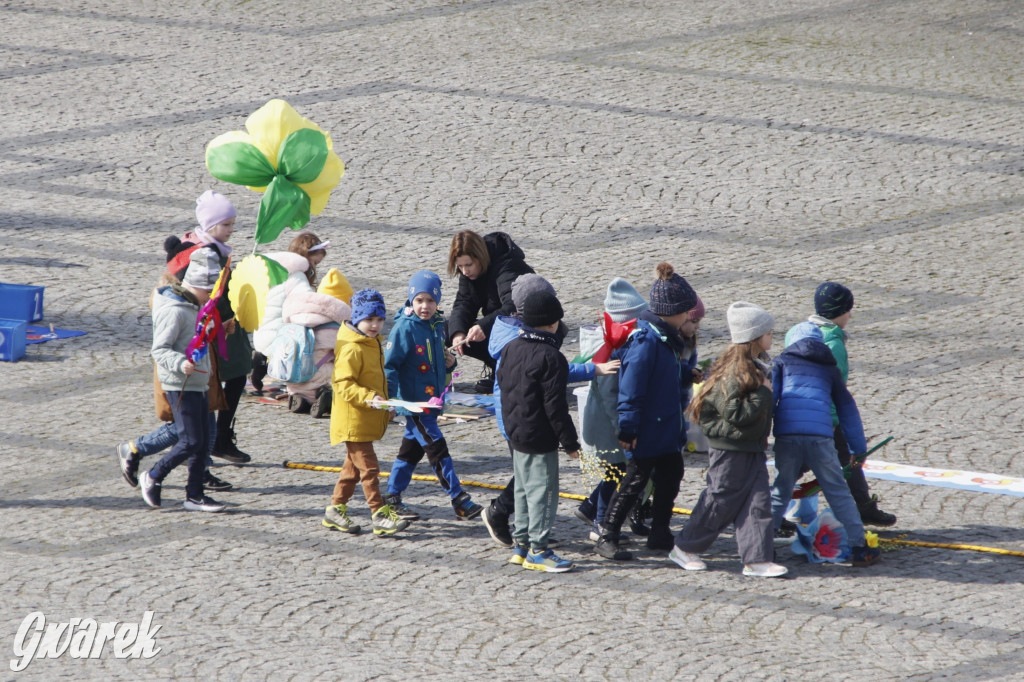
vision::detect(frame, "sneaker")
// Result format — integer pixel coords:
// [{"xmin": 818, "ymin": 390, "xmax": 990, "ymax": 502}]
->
[
  {"xmin": 452, "ymin": 492, "xmax": 483, "ymax": 520},
  {"xmin": 310, "ymin": 386, "xmax": 332, "ymax": 419},
  {"xmin": 372, "ymin": 505, "xmax": 409, "ymax": 536},
  {"xmin": 775, "ymin": 519, "xmax": 796, "ymax": 544},
  {"xmin": 743, "ymin": 562, "xmax": 788, "ymax": 578},
  {"xmin": 595, "ymin": 533, "xmax": 633, "ymax": 561},
  {"xmin": 183, "ymin": 495, "xmax": 226, "ymax": 512},
  {"xmin": 211, "ymin": 438, "xmax": 251, "ymax": 465},
  {"xmin": 858, "ymin": 496, "xmax": 897, "ymax": 527},
  {"xmin": 322, "ymin": 504, "xmax": 361, "ymax": 534},
  {"xmin": 851, "ymin": 544, "xmax": 881, "ymax": 567},
  {"xmin": 204, "ymin": 471, "xmax": 234, "ymax": 492},
  {"xmin": 523, "ymin": 548, "xmax": 573, "ymax": 573},
  {"xmin": 139, "ymin": 470, "xmax": 161, "ymax": 508},
  {"xmin": 474, "ymin": 367, "xmax": 494, "ymax": 394},
  {"xmin": 482, "ymin": 505, "xmax": 513, "ymax": 547},
  {"xmin": 384, "ymin": 494, "xmax": 420, "ymax": 521},
  {"xmin": 668, "ymin": 546, "xmax": 707, "ymax": 571},
  {"xmin": 116, "ymin": 443, "xmax": 139, "ymax": 488},
  {"xmin": 573, "ymin": 499, "xmax": 596, "ymax": 525},
  {"xmin": 509, "ymin": 544, "xmax": 529, "ymax": 566}
]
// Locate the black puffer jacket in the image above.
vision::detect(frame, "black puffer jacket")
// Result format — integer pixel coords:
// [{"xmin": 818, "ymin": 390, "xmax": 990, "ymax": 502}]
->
[
  {"xmin": 448, "ymin": 232, "xmax": 534, "ymax": 338},
  {"xmin": 497, "ymin": 328, "xmax": 581, "ymax": 455}
]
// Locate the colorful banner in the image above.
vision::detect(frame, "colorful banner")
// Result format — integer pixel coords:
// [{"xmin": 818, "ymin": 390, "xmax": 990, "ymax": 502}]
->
[{"xmin": 861, "ymin": 459, "xmax": 1024, "ymax": 497}]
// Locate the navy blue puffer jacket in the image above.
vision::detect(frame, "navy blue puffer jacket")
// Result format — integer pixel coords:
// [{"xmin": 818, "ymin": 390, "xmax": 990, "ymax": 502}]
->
[{"xmin": 771, "ymin": 334, "xmax": 867, "ymax": 455}]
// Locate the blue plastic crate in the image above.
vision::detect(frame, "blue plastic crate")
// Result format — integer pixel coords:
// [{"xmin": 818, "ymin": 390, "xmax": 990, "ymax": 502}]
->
[
  {"xmin": 0, "ymin": 318, "xmax": 27, "ymax": 362},
  {"xmin": 0, "ymin": 283, "xmax": 44, "ymax": 322}
]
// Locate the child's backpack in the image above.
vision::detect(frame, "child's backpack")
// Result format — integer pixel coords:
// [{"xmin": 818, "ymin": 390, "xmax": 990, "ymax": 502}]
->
[{"xmin": 267, "ymin": 324, "xmax": 316, "ymax": 383}]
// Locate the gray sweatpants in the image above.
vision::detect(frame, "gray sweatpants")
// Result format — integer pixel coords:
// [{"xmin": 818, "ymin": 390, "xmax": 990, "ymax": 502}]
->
[
  {"xmin": 511, "ymin": 449, "xmax": 559, "ymax": 551},
  {"xmin": 674, "ymin": 448, "xmax": 774, "ymax": 564}
]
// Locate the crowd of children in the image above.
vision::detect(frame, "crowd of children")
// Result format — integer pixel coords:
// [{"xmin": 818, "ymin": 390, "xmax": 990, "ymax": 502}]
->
[{"xmin": 121, "ymin": 202, "xmax": 893, "ymax": 576}]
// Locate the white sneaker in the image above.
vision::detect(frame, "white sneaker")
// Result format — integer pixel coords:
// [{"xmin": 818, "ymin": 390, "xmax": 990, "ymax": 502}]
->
[
  {"xmin": 669, "ymin": 546, "xmax": 707, "ymax": 571},
  {"xmin": 743, "ymin": 562, "xmax": 788, "ymax": 578}
]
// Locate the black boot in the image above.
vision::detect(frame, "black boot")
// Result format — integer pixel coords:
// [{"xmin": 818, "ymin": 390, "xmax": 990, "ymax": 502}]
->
[
  {"xmin": 595, "ymin": 527, "xmax": 634, "ymax": 561},
  {"xmin": 646, "ymin": 524, "xmax": 674, "ymax": 550},
  {"xmin": 212, "ymin": 427, "xmax": 251, "ymax": 464},
  {"xmin": 628, "ymin": 499, "xmax": 651, "ymax": 537},
  {"xmin": 288, "ymin": 394, "xmax": 311, "ymax": 414},
  {"xmin": 858, "ymin": 496, "xmax": 897, "ymax": 527},
  {"xmin": 310, "ymin": 385, "xmax": 332, "ymax": 419}
]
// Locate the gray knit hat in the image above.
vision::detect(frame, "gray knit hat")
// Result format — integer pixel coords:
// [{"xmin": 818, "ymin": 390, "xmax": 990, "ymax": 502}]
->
[
  {"xmin": 511, "ymin": 274, "xmax": 556, "ymax": 315},
  {"xmin": 604, "ymin": 278, "xmax": 647, "ymax": 323},
  {"xmin": 726, "ymin": 301, "xmax": 774, "ymax": 344},
  {"xmin": 649, "ymin": 262, "xmax": 698, "ymax": 316},
  {"xmin": 182, "ymin": 248, "xmax": 221, "ymax": 290}
]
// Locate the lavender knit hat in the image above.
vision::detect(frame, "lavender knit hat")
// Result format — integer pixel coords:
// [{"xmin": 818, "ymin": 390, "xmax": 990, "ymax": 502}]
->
[{"xmin": 195, "ymin": 190, "xmax": 237, "ymax": 230}]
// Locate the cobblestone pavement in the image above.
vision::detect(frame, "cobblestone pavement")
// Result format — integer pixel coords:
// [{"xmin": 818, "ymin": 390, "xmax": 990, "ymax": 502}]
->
[{"xmin": 2, "ymin": 0, "xmax": 1023, "ymax": 679}]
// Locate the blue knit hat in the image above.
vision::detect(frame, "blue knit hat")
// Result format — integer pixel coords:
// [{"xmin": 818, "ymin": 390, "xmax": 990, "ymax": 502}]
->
[
  {"xmin": 407, "ymin": 270, "xmax": 442, "ymax": 304},
  {"xmin": 350, "ymin": 289, "xmax": 386, "ymax": 325},
  {"xmin": 649, "ymin": 262, "xmax": 698, "ymax": 316},
  {"xmin": 604, "ymin": 278, "xmax": 647, "ymax": 323},
  {"xmin": 814, "ymin": 281, "xmax": 854, "ymax": 319},
  {"xmin": 784, "ymin": 321, "xmax": 824, "ymax": 348}
]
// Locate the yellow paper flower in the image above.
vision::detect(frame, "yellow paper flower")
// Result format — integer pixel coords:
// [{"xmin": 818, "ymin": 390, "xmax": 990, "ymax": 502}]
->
[{"xmin": 865, "ymin": 531, "xmax": 879, "ymax": 549}]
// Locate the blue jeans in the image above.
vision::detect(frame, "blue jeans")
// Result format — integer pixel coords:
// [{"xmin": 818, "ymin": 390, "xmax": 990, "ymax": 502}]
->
[
  {"xmin": 134, "ymin": 415, "xmax": 217, "ymax": 467},
  {"xmin": 148, "ymin": 391, "xmax": 210, "ymax": 500},
  {"xmin": 770, "ymin": 435, "xmax": 865, "ymax": 546}
]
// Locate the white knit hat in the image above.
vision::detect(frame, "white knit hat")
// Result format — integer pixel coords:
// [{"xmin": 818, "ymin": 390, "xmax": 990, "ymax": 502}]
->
[{"xmin": 726, "ymin": 301, "xmax": 774, "ymax": 343}]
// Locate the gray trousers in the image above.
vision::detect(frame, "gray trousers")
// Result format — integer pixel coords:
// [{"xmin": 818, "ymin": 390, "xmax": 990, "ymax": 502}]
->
[
  {"xmin": 674, "ymin": 447, "xmax": 774, "ymax": 564},
  {"xmin": 512, "ymin": 449, "xmax": 559, "ymax": 551}
]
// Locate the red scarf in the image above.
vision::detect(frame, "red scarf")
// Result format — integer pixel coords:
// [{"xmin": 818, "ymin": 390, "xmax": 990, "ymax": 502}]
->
[{"xmin": 592, "ymin": 312, "xmax": 637, "ymax": 363}]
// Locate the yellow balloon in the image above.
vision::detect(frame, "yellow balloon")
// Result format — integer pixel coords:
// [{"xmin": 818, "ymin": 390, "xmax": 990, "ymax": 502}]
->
[
  {"xmin": 245, "ymin": 99, "xmax": 328, "ymax": 171},
  {"xmin": 228, "ymin": 255, "xmax": 273, "ymax": 331},
  {"xmin": 299, "ymin": 152, "xmax": 345, "ymax": 214}
]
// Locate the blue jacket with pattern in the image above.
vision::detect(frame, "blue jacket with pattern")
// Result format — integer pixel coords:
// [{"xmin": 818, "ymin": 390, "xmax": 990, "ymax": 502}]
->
[{"xmin": 384, "ymin": 306, "xmax": 449, "ymax": 416}]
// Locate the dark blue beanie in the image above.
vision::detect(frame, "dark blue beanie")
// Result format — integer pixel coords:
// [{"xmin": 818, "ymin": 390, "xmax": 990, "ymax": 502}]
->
[
  {"xmin": 814, "ymin": 282, "xmax": 854, "ymax": 319},
  {"xmin": 649, "ymin": 262, "xmax": 697, "ymax": 316},
  {"xmin": 351, "ymin": 289, "xmax": 387, "ymax": 325}
]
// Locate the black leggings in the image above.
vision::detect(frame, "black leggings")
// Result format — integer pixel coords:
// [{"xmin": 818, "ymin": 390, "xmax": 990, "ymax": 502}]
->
[{"xmin": 603, "ymin": 452, "xmax": 684, "ymax": 533}]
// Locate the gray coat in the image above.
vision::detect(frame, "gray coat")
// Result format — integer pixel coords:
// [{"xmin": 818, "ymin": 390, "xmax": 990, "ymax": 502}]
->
[
  {"xmin": 151, "ymin": 286, "xmax": 211, "ymax": 392},
  {"xmin": 582, "ymin": 373, "xmax": 627, "ymax": 465}
]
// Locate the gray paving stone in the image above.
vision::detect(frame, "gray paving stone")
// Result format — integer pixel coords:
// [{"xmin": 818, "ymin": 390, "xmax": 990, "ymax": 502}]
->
[{"xmin": 2, "ymin": 0, "xmax": 1024, "ymax": 678}]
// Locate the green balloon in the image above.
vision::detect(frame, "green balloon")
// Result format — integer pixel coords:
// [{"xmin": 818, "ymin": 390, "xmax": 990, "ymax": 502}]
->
[
  {"xmin": 206, "ymin": 141, "xmax": 277, "ymax": 187},
  {"xmin": 259, "ymin": 255, "xmax": 290, "ymax": 287},
  {"xmin": 277, "ymin": 128, "xmax": 328, "ymax": 185},
  {"xmin": 254, "ymin": 176, "xmax": 312, "ymax": 245}
]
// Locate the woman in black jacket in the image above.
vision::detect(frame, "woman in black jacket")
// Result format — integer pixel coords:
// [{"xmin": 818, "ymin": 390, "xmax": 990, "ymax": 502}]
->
[{"xmin": 446, "ymin": 230, "xmax": 534, "ymax": 393}]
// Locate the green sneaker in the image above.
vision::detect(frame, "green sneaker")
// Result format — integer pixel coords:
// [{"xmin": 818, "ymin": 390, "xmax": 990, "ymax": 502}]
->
[
  {"xmin": 372, "ymin": 504, "xmax": 409, "ymax": 536},
  {"xmin": 322, "ymin": 504, "xmax": 361, "ymax": 534}
]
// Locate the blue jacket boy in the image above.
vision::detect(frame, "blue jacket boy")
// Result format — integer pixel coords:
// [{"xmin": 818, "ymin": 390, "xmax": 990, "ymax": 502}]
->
[
  {"xmin": 771, "ymin": 322, "xmax": 867, "ymax": 455},
  {"xmin": 385, "ymin": 306, "xmax": 449, "ymax": 415}
]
